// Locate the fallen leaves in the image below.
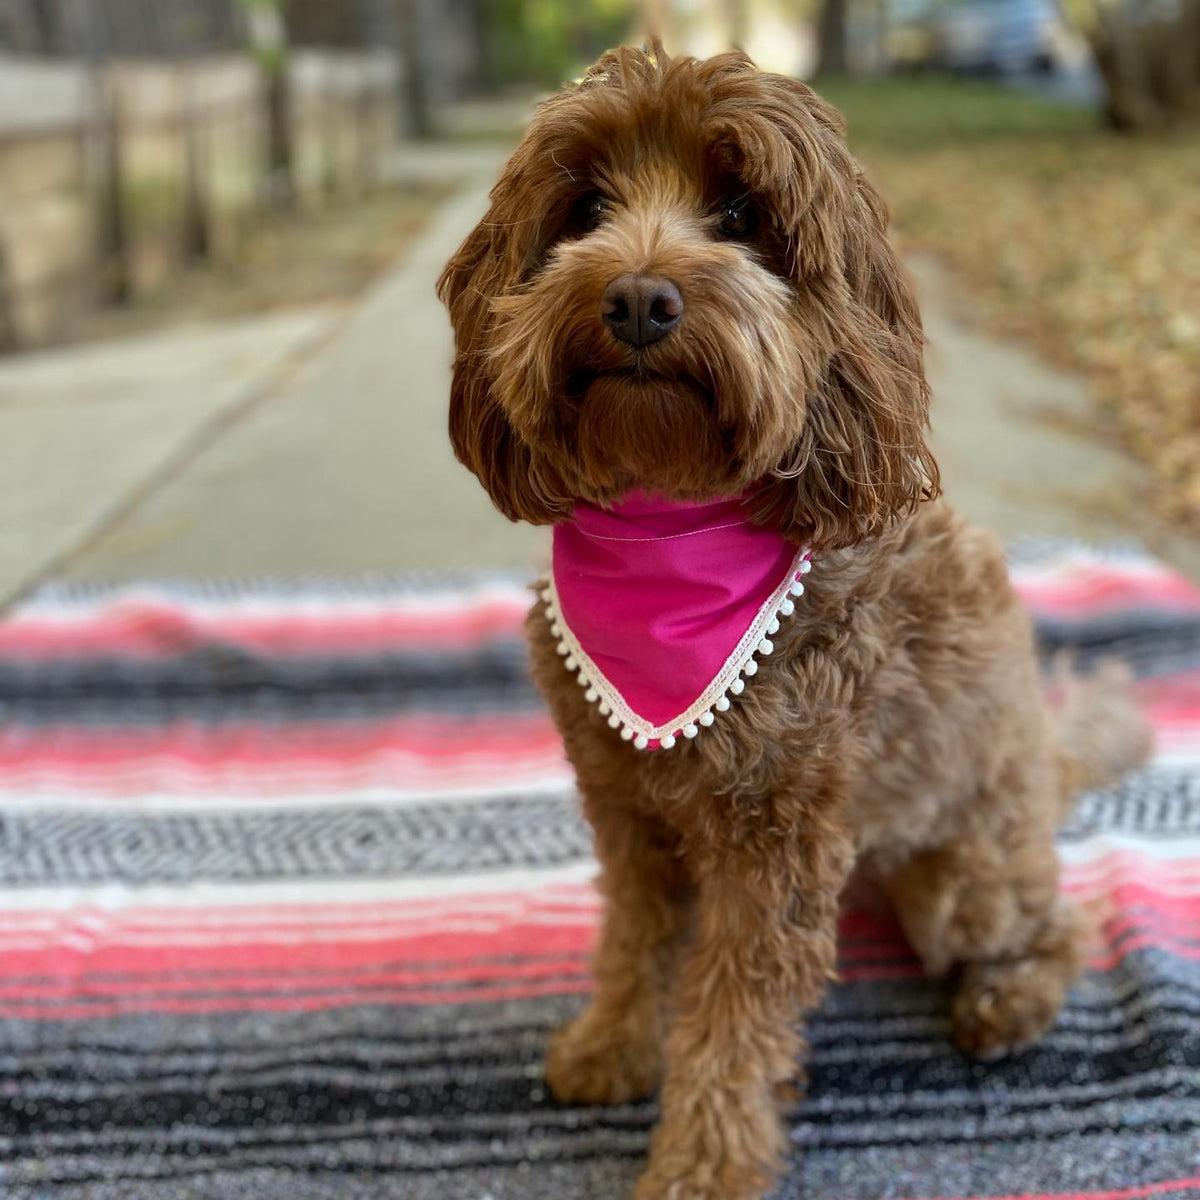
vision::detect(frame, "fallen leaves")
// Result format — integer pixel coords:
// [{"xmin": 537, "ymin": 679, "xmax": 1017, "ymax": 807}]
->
[{"xmin": 832, "ymin": 83, "xmax": 1200, "ymax": 527}]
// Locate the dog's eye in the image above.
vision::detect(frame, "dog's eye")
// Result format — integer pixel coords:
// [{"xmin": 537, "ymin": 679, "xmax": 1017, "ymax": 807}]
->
[
  {"xmin": 569, "ymin": 190, "xmax": 609, "ymax": 234},
  {"xmin": 717, "ymin": 200, "xmax": 758, "ymax": 240}
]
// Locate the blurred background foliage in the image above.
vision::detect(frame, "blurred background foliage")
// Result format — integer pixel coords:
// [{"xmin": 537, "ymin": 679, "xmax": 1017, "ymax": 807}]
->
[
  {"xmin": 823, "ymin": 72, "xmax": 1200, "ymax": 523},
  {"xmin": 482, "ymin": 0, "xmax": 635, "ymax": 87},
  {"xmin": 0, "ymin": 0, "xmax": 1195, "ymax": 524}
]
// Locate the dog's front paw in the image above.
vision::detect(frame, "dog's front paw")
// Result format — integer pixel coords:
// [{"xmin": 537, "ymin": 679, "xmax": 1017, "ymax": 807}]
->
[
  {"xmin": 632, "ymin": 1166, "xmax": 722, "ymax": 1200},
  {"xmin": 952, "ymin": 958, "xmax": 1066, "ymax": 1059},
  {"xmin": 546, "ymin": 1007, "xmax": 662, "ymax": 1106},
  {"xmin": 631, "ymin": 1149, "xmax": 773, "ymax": 1200},
  {"xmin": 631, "ymin": 1085, "xmax": 783, "ymax": 1200},
  {"xmin": 952, "ymin": 903, "xmax": 1088, "ymax": 1060}
]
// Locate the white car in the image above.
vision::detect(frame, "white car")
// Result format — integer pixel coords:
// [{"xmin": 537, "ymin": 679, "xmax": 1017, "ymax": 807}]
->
[{"xmin": 936, "ymin": 0, "xmax": 1083, "ymax": 75}]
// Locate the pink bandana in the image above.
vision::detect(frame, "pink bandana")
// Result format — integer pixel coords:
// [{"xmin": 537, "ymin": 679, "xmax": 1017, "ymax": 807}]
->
[{"xmin": 542, "ymin": 492, "xmax": 811, "ymax": 750}]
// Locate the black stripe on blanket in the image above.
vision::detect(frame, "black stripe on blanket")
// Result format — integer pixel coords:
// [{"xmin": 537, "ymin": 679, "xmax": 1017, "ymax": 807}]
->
[{"xmin": 0, "ymin": 768, "xmax": 1195, "ymax": 886}]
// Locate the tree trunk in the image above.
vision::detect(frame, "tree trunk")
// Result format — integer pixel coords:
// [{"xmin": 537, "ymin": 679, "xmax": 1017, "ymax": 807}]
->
[
  {"xmin": 874, "ymin": 0, "xmax": 891, "ymax": 73},
  {"xmin": 323, "ymin": 65, "xmax": 340, "ymax": 200},
  {"xmin": 722, "ymin": 0, "xmax": 749, "ymax": 49},
  {"xmin": 396, "ymin": 0, "xmax": 433, "ymax": 139},
  {"xmin": 1083, "ymin": 0, "xmax": 1200, "ymax": 132},
  {"xmin": 642, "ymin": 0, "xmax": 676, "ymax": 50},
  {"xmin": 817, "ymin": 0, "xmax": 849, "ymax": 79},
  {"xmin": 464, "ymin": 0, "xmax": 494, "ymax": 94}
]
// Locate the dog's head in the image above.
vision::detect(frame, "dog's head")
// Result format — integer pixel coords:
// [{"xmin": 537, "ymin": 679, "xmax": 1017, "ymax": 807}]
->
[{"xmin": 438, "ymin": 46, "xmax": 938, "ymax": 549}]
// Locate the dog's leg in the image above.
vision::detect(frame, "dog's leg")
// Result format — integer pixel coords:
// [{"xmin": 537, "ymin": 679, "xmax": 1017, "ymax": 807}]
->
[
  {"xmin": 547, "ymin": 799, "xmax": 690, "ymax": 1106},
  {"xmin": 633, "ymin": 793, "xmax": 852, "ymax": 1200},
  {"xmin": 882, "ymin": 781, "xmax": 1089, "ymax": 1059}
]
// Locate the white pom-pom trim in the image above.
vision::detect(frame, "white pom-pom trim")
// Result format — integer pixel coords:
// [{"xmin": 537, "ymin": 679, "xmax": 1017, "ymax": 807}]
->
[{"xmin": 540, "ymin": 549, "xmax": 812, "ymax": 751}]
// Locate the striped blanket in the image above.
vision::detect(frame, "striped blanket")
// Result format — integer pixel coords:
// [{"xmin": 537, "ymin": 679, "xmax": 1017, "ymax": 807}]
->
[{"xmin": 0, "ymin": 545, "xmax": 1197, "ymax": 1200}]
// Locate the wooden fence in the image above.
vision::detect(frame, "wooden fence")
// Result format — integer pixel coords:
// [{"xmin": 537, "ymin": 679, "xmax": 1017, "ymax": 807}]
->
[
  {"xmin": 0, "ymin": 0, "xmax": 503, "ymax": 352},
  {"xmin": 0, "ymin": 53, "xmax": 398, "ymax": 350},
  {"xmin": 0, "ymin": 0, "xmax": 245, "ymax": 58}
]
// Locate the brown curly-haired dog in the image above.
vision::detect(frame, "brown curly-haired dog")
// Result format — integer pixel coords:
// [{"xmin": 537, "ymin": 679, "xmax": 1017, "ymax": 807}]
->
[{"xmin": 438, "ymin": 45, "xmax": 1153, "ymax": 1200}]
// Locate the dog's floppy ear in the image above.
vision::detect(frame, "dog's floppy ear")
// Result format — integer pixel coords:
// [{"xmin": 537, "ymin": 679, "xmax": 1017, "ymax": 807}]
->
[
  {"xmin": 437, "ymin": 168, "xmax": 571, "ymax": 525},
  {"xmin": 744, "ymin": 79, "xmax": 939, "ymax": 549}
]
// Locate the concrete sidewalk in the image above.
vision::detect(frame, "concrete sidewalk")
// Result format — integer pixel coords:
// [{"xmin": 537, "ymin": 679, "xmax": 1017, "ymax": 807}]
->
[
  {"xmin": 1, "ymin": 145, "xmax": 1194, "ymax": 607},
  {"xmin": 0, "ymin": 306, "xmax": 335, "ymax": 608},
  {"xmin": 47, "ymin": 146, "xmax": 546, "ymax": 589}
]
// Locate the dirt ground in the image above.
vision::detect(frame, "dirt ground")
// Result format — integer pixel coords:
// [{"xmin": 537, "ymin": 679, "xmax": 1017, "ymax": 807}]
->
[{"xmin": 74, "ymin": 180, "xmax": 452, "ymax": 344}]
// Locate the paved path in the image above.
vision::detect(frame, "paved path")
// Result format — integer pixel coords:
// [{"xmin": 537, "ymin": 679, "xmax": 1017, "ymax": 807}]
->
[
  {"xmin": 47, "ymin": 145, "xmax": 545, "ymax": 591},
  {"xmin": 1, "ymin": 142, "xmax": 1194, "ymax": 608},
  {"xmin": 0, "ymin": 307, "xmax": 335, "ymax": 608}
]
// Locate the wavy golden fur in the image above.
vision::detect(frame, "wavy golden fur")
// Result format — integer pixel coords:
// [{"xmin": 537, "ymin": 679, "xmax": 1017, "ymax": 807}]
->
[{"xmin": 439, "ymin": 46, "xmax": 1152, "ymax": 1200}]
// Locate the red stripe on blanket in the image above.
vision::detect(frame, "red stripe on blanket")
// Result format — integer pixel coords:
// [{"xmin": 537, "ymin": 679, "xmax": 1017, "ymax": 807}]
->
[
  {"xmin": 0, "ymin": 977, "xmax": 598, "ymax": 1020},
  {"xmin": 915, "ymin": 1176, "xmax": 1200, "ymax": 1200},
  {"xmin": 0, "ymin": 929, "xmax": 1191, "ymax": 1010},
  {"xmin": 0, "ymin": 933, "xmax": 1192, "ymax": 1020},
  {"xmin": 0, "ymin": 908, "xmax": 1189, "ymax": 980},
  {"xmin": 3, "ymin": 562, "xmax": 1196, "ymax": 666},
  {"xmin": 0, "ymin": 878, "xmax": 1193, "ymax": 1016},
  {"xmin": 0, "ymin": 595, "xmax": 533, "ymax": 661},
  {"xmin": 1012, "ymin": 569, "xmax": 1200, "ymax": 618},
  {"xmin": 2, "ymin": 692, "xmax": 1199, "ymax": 796},
  {"xmin": 0, "ymin": 712, "xmax": 568, "ymax": 794},
  {"xmin": 0, "ymin": 854, "xmax": 1194, "ymax": 946}
]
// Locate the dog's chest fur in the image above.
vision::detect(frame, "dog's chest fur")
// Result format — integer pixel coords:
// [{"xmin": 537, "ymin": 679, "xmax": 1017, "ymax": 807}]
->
[{"xmin": 528, "ymin": 501, "xmax": 1045, "ymax": 870}]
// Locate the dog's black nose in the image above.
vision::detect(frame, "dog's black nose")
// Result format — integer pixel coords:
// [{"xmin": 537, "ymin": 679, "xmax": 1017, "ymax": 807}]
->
[{"xmin": 601, "ymin": 275, "xmax": 683, "ymax": 348}]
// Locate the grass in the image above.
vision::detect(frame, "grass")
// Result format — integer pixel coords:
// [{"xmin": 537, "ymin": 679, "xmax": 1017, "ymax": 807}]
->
[
  {"xmin": 819, "ymin": 76, "xmax": 1096, "ymax": 146},
  {"xmin": 817, "ymin": 77, "xmax": 1200, "ymax": 526}
]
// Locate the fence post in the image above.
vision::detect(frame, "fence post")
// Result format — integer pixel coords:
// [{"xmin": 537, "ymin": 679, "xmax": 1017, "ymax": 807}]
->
[
  {"xmin": 242, "ymin": 0, "xmax": 294, "ymax": 209},
  {"xmin": 323, "ymin": 58, "xmax": 340, "ymax": 201},
  {"xmin": 98, "ymin": 73, "xmax": 132, "ymax": 305},
  {"xmin": 0, "ymin": 238, "xmax": 18, "ymax": 353},
  {"xmin": 356, "ymin": 63, "xmax": 373, "ymax": 194},
  {"xmin": 264, "ymin": 63, "xmax": 295, "ymax": 209},
  {"xmin": 180, "ymin": 63, "xmax": 211, "ymax": 261}
]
